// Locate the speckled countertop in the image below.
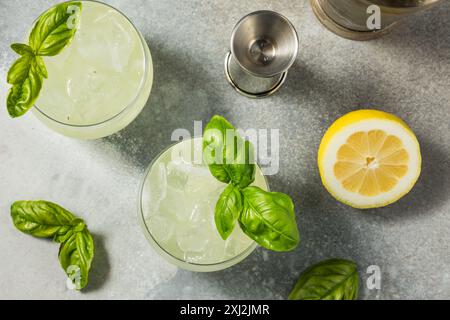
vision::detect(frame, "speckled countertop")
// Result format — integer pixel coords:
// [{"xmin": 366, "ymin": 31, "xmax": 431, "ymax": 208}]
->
[{"xmin": 1, "ymin": 0, "xmax": 449, "ymax": 300}]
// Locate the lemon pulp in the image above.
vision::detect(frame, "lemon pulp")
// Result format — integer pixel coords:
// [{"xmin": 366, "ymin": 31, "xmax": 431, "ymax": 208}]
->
[{"xmin": 334, "ymin": 130, "xmax": 409, "ymax": 196}]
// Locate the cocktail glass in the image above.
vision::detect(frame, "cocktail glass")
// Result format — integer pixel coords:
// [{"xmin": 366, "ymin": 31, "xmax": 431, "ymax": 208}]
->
[
  {"xmin": 32, "ymin": 1, "xmax": 153, "ymax": 139},
  {"xmin": 139, "ymin": 138, "xmax": 269, "ymax": 272}
]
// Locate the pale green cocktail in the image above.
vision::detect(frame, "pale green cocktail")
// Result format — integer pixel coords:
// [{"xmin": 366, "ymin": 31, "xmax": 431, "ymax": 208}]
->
[
  {"xmin": 33, "ymin": 1, "xmax": 153, "ymax": 139},
  {"xmin": 139, "ymin": 138, "xmax": 269, "ymax": 271}
]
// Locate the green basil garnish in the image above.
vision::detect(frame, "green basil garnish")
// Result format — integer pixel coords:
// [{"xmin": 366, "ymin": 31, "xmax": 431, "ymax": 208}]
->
[
  {"xmin": 215, "ymin": 184, "xmax": 243, "ymax": 240},
  {"xmin": 7, "ymin": 53, "xmax": 34, "ymax": 85},
  {"xmin": 203, "ymin": 115, "xmax": 256, "ymax": 188},
  {"xmin": 6, "ymin": 1, "xmax": 82, "ymax": 118},
  {"xmin": 11, "ymin": 201, "xmax": 94, "ymax": 290},
  {"xmin": 29, "ymin": 2, "xmax": 82, "ymax": 56},
  {"xmin": 59, "ymin": 228, "xmax": 94, "ymax": 291},
  {"xmin": 7, "ymin": 62, "xmax": 43, "ymax": 118},
  {"xmin": 203, "ymin": 115, "xmax": 300, "ymax": 252},
  {"xmin": 240, "ymin": 187, "xmax": 299, "ymax": 251},
  {"xmin": 289, "ymin": 259, "xmax": 359, "ymax": 300}
]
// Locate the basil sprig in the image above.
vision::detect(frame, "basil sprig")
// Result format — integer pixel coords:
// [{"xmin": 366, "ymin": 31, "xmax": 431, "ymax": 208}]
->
[
  {"xmin": 203, "ymin": 115, "xmax": 256, "ymax": 187},
  {"xmin": 289, "ymin": 259, "xmax": 359, "ymax": 300},
  {"xmin": 11, "ymin": 201, "xmax": 94, "ymax": 290},
  {"xmin": 6, "ymin": 2, "xmax": 82, "ymax": 118},
  {"xmin": 204, "ymin": 115, "xmax": 300, "ymax": 251}
]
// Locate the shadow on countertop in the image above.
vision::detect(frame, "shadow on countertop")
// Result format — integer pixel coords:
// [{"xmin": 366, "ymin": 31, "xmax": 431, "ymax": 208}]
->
[
  {"xmin": 99, "ymin": 35, "xmax": 222, "ymax": 169},
  {"xmin": 83, "ymin": 234, "xmax": 110, "ymax": 293}
]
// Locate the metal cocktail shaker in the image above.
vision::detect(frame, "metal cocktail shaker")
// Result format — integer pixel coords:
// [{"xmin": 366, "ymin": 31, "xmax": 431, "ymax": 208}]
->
[{"xmin": 310, "ymin": 0, "xmax": 443, "ymax": 40}]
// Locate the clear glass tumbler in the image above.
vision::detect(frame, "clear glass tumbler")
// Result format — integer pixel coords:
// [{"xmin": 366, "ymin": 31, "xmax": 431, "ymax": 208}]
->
[
  {"xmin": 32, "ymin": 1, "xmax": 153, "ymax": 139},
  {"xmin": 139, "ymin": 138, "xmax": 269, "ymax": 272}
]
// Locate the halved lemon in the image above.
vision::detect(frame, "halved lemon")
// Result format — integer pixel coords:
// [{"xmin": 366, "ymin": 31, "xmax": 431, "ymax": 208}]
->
[{"xmin": 318, "ymin": 110, "xmax": 421, "ymax": 209}]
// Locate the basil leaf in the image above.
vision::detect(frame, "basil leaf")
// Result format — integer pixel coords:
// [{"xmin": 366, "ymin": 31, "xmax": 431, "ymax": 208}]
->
[
  {"xmin": 34, "ymin": 56, "xmax": 48, "ymax": 78},
  {"xmin": 11, "ymin": 43, "xmax": 33, "ymax": 55},
  {"xmin": 29, "ymin": 2, "xmax": 82, "ymax": 56},
  {"xmin": 7, "ymin": 62, "xmax": 43, "ymax": 118},
  {"xmin": 53, "ymin": 218, "xmax": 86, "ymax": 244},
  {"xmin": 203, "ymin": 115, "xmax": 234, "ymax": 184},
  {"xmin": 215, "ymin": 184, "xmax": 243, "ymax": 240},
  {"xmin": 58, "ymin": 228, "xmax": 94, "ymax": 290},
  {"xmin": 207, "ymin": 164, "xmax": 231, "ymax": 184},
  {"xmin": 229, "ymin": 140, "xmax": 256, "ymax": 188},
  {"xmin": 11, "ymin": 201, "xmax": 79, "ymax": 240},
  {"xmin": 7, "ymin": 54, "xmax": 33, "ymax": 85},
  {"xmin": 239, "ymin": 186, "xmax": 300, "ymax": 252},
  {"xmin": 288, "ymin": 259, "xmax": 359, "ymax": 300},
  {"xmin": 203, "ymin": 115, "xmax": 255, "ymax": 187}
]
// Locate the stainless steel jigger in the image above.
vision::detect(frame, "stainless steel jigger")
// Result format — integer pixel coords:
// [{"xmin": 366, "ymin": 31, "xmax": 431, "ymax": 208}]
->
[{"xmin": 225, "ymin": 11, "xmax": 299, "ymax": 98}]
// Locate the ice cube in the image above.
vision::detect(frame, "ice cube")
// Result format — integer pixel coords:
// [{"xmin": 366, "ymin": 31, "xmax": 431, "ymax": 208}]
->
[
  {"xmin": 166, "ymin": 161, "xmax": 190, "ymax": 191},
  {"xmin": 207, "ymin": 200, "xmax": 218, "ymax": 230},
  {"xmin": 204, "ymin": 243, "xmax": 226, "ymax": 264},
  {"xmin": 169, "ymin": 160, "xmax": 210, "ymax": 177},
  {"xmin": 225, "ymin": 227, "xmax": 253, "ymax": 258},
  {"xmin": 158, "ymin": 185, "xmax": 201, "ymax": 223},
  {"xmin": 146, "ymin": 215, "xmax": 174, "ymax": 244},
  {"xmin": 146, "ymin": 163, "xmax": 167, "ymax": 215},
  {"xmin": 156, "ymin": 163, "xmax": 168, "ymax": 199},
  {"xmin": 159, "ymin": 186, "xmax": 189, "ymax": 218},
  {"xmin": 36, "ymin": 76, "xmax": 75, "ymax": 121},
  {"xmin": 63, "ymin": 63, "xmax": 124, "ymax": 123},
  {"xmin": 184, "ymin": 174, "xmax": 212, "ymax": 195},
  {"xmin": 66, "ymin": 70, "xmax": 107, "ymax": 104},
  {"xmin": 188, "ymin": 202, "xmax": 207, "ymax": 224},
  {"xmin": 175, "ymin": 204, "xmax": 195, "ymax": 222},
  {"xmin": 166, "ymin": 160, "xmax": 212, "ymax": 193},
  {"xmin": 76, "ymin": 9, "xmax": 135, "ymax": 72},
  {"xmin": 176, "ymin": 227, "xmax": 210, "ymax": 253},
  {"xmin": 158, "ymin": 197, "xmax": 177, "ymax": 217}
]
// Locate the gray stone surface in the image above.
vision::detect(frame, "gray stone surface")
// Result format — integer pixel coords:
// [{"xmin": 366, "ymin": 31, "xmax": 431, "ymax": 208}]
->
[{"xmin": 1, "ymin": 0, "xmax": 450, "ymax": 300}]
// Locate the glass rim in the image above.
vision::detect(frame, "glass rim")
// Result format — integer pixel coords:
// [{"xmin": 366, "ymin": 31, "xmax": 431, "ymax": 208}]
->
[
  {"xmin": 33, "ymin": 0, "xmax": 151, "ymax": 128},
  {"xmin": 138, "ymin": 137, "xmax": 269, "ymax": 271}
]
